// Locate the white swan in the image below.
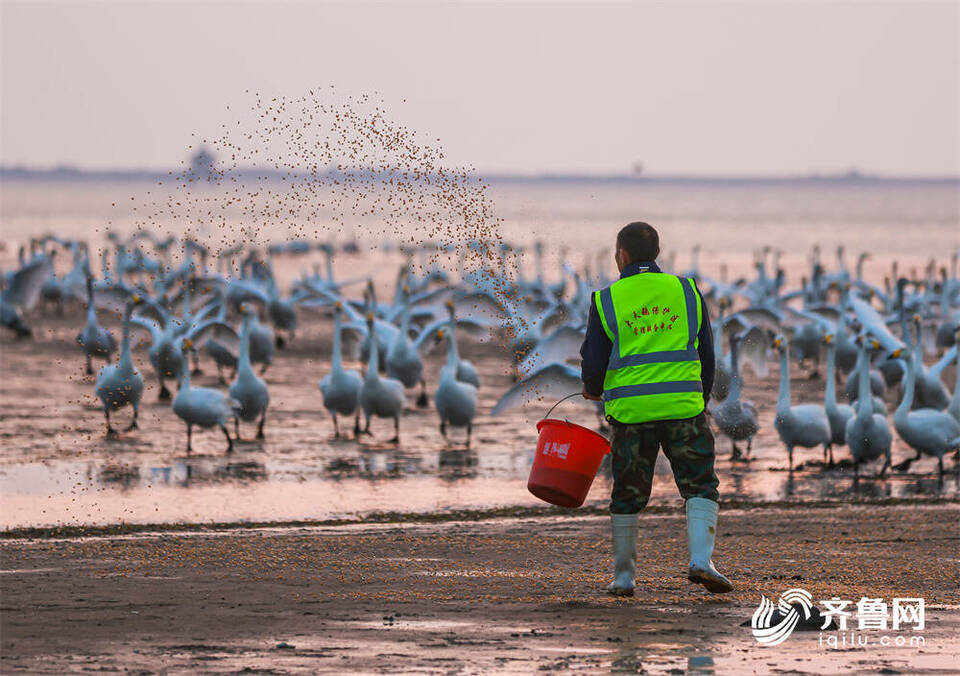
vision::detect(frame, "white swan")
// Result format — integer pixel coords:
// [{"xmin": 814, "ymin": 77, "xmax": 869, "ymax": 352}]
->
[
  {"xmin": 772, "ymin": 335, "xmax": 832, "ymax": 470},
  {"xmin": 94, "ymin": 296, "xmax": 145, "ymax": 435},
  {"xmin": 229, "ymin": 304, "xmax": 270, "ymax": 440},
  {"xmin": 712, "ymin": 332, "xmax": 759, "ymax": 460},
  {"xmin": 845, "ymin": 337, "xmax": 892, "ymax": 479},
  {"xmin": 414, "ymin": 300, "xmax": 481, "ymax": 387},
  {"xmin": 358, "ymin": 314, "xmax": 406, "ymax": 442},
  {"xmin": 434, "ymin": 327, "xmax": 478, "ymax": 447},
  {"xmin": 172, "ymin": 339, "xmax": 238, "ymax": 454},
  {"xmin": 76, "ymin": 272, "xmax": 117, "ymax": 374},
  {"xmin": 319, "ymin": 302, "xmax": 363, "ymax": 438},
  {"xmin": 889, "ymin": 345, "xmax": 960, "ymax": 477},
  {"xmin": 1, "ymin": 251, "xmax": 53, "ymax": 337}
]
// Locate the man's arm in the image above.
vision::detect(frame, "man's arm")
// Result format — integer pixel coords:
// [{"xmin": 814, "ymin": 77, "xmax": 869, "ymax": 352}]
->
[
  {"xmin": 695, "ymin": 284, "xmax": 715, "ymax": 406},
  {"xmin": 580, "ymin": 295, "xmax": 612, "ymax": 398}
]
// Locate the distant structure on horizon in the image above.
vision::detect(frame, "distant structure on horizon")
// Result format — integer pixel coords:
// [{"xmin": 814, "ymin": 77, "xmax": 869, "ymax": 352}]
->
[{"xmin": 189, "ymin": 146, "xmax": 216, "ymax": 180}]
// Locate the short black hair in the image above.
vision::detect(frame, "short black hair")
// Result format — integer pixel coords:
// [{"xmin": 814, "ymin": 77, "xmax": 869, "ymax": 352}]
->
[{"xmin": 616, "ymin": 222, "xmax": 659, "ymax": 262}]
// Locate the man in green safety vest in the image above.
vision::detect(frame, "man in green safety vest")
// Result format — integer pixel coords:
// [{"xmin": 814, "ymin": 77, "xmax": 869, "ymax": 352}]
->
[{"xmin": 580, "ymin": 221, "xmax": 732, "ymax": 595}]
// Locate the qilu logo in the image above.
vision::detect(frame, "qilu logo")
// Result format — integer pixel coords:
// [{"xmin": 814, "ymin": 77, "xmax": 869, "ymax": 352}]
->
[{"xmin": 751, "ymin": 588, "xmax": 814, "ymax": 646}]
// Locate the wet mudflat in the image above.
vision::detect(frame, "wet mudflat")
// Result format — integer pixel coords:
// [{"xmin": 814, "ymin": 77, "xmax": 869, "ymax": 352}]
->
[
  {"xmin": 2, "ymin": 309, "xmax": 958, "ymax": 531},
  {"xmin": 2, "ymin": 502, "xmax": 958, "ymax": 674}
]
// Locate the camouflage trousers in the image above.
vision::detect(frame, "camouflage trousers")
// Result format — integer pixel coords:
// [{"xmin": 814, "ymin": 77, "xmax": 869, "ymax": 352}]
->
[{"xmin": 609, "ymin": 412, "xmax": 719, "ymax": 514}]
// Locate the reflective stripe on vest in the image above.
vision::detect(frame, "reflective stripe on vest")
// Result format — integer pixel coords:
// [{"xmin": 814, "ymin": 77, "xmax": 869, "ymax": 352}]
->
[{"xmin": 594, "ymin": 273, "xmax": 704, "ymax": 423}]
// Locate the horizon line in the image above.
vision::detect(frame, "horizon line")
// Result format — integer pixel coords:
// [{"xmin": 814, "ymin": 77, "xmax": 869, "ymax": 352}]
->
[{"xmin": 1, "ymin": 163, "xmax": 957, "ymax": 184}]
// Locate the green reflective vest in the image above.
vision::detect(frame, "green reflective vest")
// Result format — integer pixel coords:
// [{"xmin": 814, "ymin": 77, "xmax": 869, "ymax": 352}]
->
[{"xmin": 594, "ymin": 271, "xmax": 704, "ymax": 424}]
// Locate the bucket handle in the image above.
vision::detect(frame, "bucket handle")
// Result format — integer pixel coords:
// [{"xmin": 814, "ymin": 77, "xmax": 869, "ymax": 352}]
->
[{"xmin": 543, "ymin": 392, "xmax": 586, "ymax": 421}]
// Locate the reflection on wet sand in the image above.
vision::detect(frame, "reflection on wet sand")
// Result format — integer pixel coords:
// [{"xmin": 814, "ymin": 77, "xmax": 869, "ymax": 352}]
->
[{"xmin": 2, "ymin": 442, "xmax": 957, "ymax": 529}]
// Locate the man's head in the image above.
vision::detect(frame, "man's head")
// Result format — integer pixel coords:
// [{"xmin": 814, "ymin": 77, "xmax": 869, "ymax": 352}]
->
[{"xmin": 615, "ymin": 222, "xmax": 659, "ymax": 271}]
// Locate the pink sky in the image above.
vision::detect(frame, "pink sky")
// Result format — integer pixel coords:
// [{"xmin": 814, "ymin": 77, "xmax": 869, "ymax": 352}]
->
[{"xmin": 1, "ymin": 1, "xmax": 957, "ymax": 176}]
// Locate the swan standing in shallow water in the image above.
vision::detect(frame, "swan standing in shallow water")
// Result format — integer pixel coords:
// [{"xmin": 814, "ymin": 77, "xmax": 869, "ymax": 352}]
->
[
  {"xmin": 711, "ymin": 331, "xmax": 758, "ymax": 460},
  {"xmin": 77, "ymin": 273, "xmax": 117, "ymax": 374},
  {"xmin": 442, "ymin": 300, "xmax": 480, "ymax": 387},
  {"xmin": 845, "ymin": 337, "xmax": 892, "ymax": 479},
  {"xmin": 229, "ymin": 304, "xmax": 270, "ymax": 440},
  {"xmin": 172, "ymin": 339, "xmax": 237, "ymax": 454},
  {"xmin": 319, "ymin": 302, "xmax": 363, "ymax": 438},
  {"xmin": 772, "ymin": 334, "xmax": 832, "ymax": 470},
  {"xmin": 94, "ymin": 296, "xmax": 144, "ymax": 436},
  {"xmin": 358, "ymin": 314, "xmax": 406, "ymax": 443},
  {"xmin": 712, "ymin": 334, "xmax": 759, "ymax": 460},
  {"xmin": 889, "ymin": 345, "xmax": 960, "ymax": 478},
  {"xmin": 434, "ymin": 327, "xmax": 478, "ymax": 447}
]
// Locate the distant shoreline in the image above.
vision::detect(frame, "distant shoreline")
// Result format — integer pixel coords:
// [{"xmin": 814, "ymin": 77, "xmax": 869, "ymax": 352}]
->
[{"xmin": 1, "ymin": 165, "xmax": 957, "ymax": 185}]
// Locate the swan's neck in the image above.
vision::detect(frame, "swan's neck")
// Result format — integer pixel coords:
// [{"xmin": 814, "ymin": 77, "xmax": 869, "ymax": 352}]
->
[
  {"xmin": 776, "ymin": 348, "xmax": 791, "ymax": 415},
  {"xmin": 400, "ymin": 296, "xmax": 411, "ymax": 335},
  {"xmin": 238, "ymin": 313, "xmax": 253, "ymax": 375},
  {"xmin": 85, "ymin": 278, "xmax": 96, "ymax": 326},
  {"xmin": 445, "ymin": 331, "xmax": 458, "ymax": 369},
  {"xmin": 179, "ymin": 352, "xmax": 191, "ymax": 389},
  {"xmin": 825, "ymin": 344, "xmax": 838, "ymax": 409},
  {"xmin": 366, "ymin": 328, "xmax": 379, "ymax": 380},
  {"xmin": 332, "ymin": 311, "xmax": 344, "ymax": 372},
  {"xmin": 448, "ymin": 319, "xmax": 461, "ymax": 361},
  {"xmin": 855, "ymin": 347, "xmax": 872, "ymax": 420},
  {"xmin": 119, "ymin": 304, "xmax": 134, "ymax": 372},
  {"xmin": 894, "ymin": 357, "xmax": 915, "ymax": 422}
]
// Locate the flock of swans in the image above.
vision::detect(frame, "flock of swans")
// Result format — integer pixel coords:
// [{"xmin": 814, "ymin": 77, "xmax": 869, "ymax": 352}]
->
[{"xmin": 1, "ymin": 234, "xmax": 959, "ymax": 481}]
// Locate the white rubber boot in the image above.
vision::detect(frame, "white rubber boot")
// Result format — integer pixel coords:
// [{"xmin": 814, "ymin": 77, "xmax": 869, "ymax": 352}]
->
[
  {"xmin": 685, "ymin": 497, "xmax": 733, "ymax": 593},
  {"xmin": 606, "ymin": 512, "xmax": 638, "ymax": 596}
]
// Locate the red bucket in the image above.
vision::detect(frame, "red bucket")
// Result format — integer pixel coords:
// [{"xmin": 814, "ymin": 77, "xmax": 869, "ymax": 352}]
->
[{"xmin": 528, "ymin": 418, "xmax": 610, "ymax": 508}]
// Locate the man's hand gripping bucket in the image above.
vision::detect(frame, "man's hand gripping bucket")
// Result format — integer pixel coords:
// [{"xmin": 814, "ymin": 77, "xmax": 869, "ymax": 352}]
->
[{"xmin": 528, "ymin": 393, "xmax": 611, "ymax": 508}]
